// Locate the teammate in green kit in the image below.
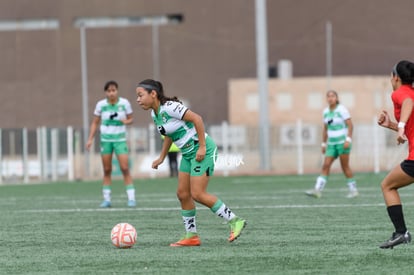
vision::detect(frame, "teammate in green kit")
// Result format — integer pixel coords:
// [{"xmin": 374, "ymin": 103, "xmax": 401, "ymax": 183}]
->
[
  {"xmin": 135, "ymin": 79, "xmax": 246, "ymax": 246},
  {"xmin": 86, "ymin": 80, "xmax": 136, "ymax": 208},
  {"xmin": 306, "ymin": 90, "xmax": 358, "ymax": 198}
]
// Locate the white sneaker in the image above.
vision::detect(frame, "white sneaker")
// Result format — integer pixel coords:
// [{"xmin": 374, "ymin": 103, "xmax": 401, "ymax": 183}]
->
[
  {"xmin": 305, "ymin": 189, "xmax": 322, "ymax": 198},
  {"xmin": 346, "ymin": 190, "xmax": 359, "ymax": 198}
]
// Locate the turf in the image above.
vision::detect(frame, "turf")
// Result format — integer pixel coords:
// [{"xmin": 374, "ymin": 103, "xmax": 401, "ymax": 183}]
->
[{"xmin": 0, "ymin": 172, "xmax": 413, "ymax": 274}]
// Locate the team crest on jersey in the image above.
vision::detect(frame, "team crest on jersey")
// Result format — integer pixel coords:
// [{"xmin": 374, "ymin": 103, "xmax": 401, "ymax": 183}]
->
[
  {"xmin": 161, "ymin": 113, "xmax": 168, "ymax": 123},
  {"xmin": 157, "ymin": 125, "xmax": 166, "ymax": 135}
]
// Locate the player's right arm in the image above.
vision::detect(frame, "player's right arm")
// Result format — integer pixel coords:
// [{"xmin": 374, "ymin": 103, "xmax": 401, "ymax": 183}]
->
[
  {"xmin": 152, "ymin": 136, "xmax": 173, "ymax": 169},
  {"xmin": 86, "ymin": 115, "xmax": 101, "ymax": 151},
  {"xmin": 378, "ymin": 110, "xmax": 397, "ymax": 131}
]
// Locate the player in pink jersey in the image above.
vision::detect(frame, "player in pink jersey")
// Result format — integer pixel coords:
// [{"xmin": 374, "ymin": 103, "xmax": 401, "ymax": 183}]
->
[{"xmin": 378, "ymin": 60, "xmax": 414, "ymax": 249}]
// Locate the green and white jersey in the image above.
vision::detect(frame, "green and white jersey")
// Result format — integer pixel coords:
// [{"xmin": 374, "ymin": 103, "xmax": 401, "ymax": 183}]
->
[
  {"xmin": 323, "ymin": 104, "xmax": 350, "ymax": 145},
  {"xmin": 94, "ymin": 97, "xmax": 133, "ymax": 142},
  {"xmin": 151, "ymin": 101, "xmax": 198, "ymax": 155}
]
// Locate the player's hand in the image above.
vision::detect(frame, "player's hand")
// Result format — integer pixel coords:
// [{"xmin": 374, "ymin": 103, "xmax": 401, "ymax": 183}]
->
[
  {"xmin": 397, "ymin": 127, "xmax": 407, "ymax": 145},
  {"xmin": 343, "ymin": 141, "xmax": 350, "ymax": 149},
  {"xmin": 195, "ymin": 146, "xmax": 206, "ymax": 162},
  {"xmin": 85, "ymin": 140, "xmax": 92, "ymax": 151},
  {"xmin": 152, "ymin": 158, "xmax": 163, "ymax": 169},
  {"xmin": 378, "ymin": 110, "xmax": 390, "ymax": 128}
]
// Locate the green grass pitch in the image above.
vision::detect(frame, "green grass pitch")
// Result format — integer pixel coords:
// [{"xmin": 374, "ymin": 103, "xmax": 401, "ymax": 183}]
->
[{"xmin": 1, "ymin": 172, "xmax": 414, "ymax": 274}]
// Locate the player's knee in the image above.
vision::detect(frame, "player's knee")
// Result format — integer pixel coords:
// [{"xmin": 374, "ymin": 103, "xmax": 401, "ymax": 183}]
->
[
  {"xmin": 176, "ymin": 190, "xmax": 191, "ymax": 202},
  {"xmin": 190, "ymin": 190, "xmax": 205, "ymax": 203},
  {"xmin": 119, "ymin": 166, "xmax": 129, "ymax": 175},
  {"xmin": 103, "ymin": 167, "xmax": 112, "ymax": 175},
  {"xmin": 381, "ymin": 180, "xmax": 393, "ymax": 192},
  {"xmin": 322, "ymin": 163, "xmax": 331, "ymax": 171}
]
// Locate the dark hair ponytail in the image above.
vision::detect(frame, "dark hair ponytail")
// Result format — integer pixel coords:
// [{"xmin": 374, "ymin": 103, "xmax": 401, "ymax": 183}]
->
[
  {"xmin": 137, "ymin": 79, "xmax": 182, "ymax": 104},
  {"xmin": 393, "ymin": 60, "xmax": 414, "ymax": 86}
]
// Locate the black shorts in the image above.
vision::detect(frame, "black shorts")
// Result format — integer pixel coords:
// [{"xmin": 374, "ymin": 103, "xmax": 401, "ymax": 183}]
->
[{"xmin": 400, "ymin": 160, "xmax": 414, "ymax": 177}]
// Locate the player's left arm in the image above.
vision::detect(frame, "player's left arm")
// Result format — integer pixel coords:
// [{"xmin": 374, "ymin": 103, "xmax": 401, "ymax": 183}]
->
[
  {"xmin": 340, "ymin": 106, "xmax": 353, "ymax": 147},
  {"xmin": 182, "ymin": 110, "xmax": 207, "ymax": 162},
  {"xmin": 345, "ymin": 118, "xmax": 353, "ymax": 138},
  {"xmin": 397, "ymin": 98, "xmax": 414, "ymax": 144},
  {"xmin": 344, "ymin": 118, "xmax": 353, "ymax": 148},
  {"xmin": 399, "ymin": 98, "xmax": 413, "ymax": 126},
  {"xmin": 122, "ymin": 100, "xmax": 134, "ymax": 125},
  {"xmin": 122, "ymin": 113, "xmax": 133, "ymax": 125}
]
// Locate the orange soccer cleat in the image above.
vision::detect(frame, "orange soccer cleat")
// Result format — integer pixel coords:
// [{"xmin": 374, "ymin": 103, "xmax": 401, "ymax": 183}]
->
[{"xmin": 170, "ymin": 233, "xmax": 201, "ymax": 247}]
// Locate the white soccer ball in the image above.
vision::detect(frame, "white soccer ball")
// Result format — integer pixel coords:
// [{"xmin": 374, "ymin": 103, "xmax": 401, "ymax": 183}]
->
[{"xmin": 111, "ymin": 223, "xmax": 137, "ymax": 248}]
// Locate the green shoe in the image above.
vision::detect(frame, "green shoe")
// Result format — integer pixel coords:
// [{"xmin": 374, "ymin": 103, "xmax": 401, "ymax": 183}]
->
[{"xmin": 228, "ymin": 217, "xmax": 247, "ymax": 242}]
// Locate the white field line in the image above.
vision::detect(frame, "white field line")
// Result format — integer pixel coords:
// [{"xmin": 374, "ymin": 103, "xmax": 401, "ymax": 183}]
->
[
  {"xmin": 2, "ymin": 187, "xmax": 414, "ymax": 205},
  {"xmin": 6, "ymin": 182, "xmax": 414, "ymax": 213},
  {"xmin": 5, "ymin": 187, "xmax": 414, "ymax": 211},
  {"xmin": 226, "ymin": 177, "xmax": 386, "ymax": 184},
  {"xmin": 17, "ymin": 201, "xmax": 414, "ymax": 213}
]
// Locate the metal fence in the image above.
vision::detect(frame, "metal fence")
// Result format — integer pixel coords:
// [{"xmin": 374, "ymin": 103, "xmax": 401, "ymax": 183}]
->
[{"xmin": 0, "ymin": 121, "xmax": 406, "ymax": 183}]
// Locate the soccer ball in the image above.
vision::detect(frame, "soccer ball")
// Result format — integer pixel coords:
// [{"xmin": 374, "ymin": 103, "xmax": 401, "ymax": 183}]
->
[{"xmin": 111, "ymin": 223, "xmax": 137, "ymax": 248}]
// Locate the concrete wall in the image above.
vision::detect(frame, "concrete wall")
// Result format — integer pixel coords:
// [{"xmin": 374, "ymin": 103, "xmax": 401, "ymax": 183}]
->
[
  {"xmin": 0, "ymin": 0, "xmax": 412, "ymax": 129},
  {"xmin": 229, "ymin": 76, "xmax": 392, "ymax": 125}
]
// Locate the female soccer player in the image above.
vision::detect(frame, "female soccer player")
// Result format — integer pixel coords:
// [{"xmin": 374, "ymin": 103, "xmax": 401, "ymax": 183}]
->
[
  {"xmin": 305, "ymin": 90, "xmax": 359, "ymax": 198},
  {"xmin": 135, "ymin": 79, "xmax": 246, "ymax": 246},
  {"xmin": 377, "ymin": 60, "xmax": 414, "ymax": 249},
  {"xmin": 86, "ymin": 80, "xmax": 136, "ymax": 208}
]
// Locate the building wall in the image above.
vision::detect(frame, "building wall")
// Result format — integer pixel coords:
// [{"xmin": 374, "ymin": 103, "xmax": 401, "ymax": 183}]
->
[
  {"xmin": 225, "ymin": 75, "xmax": 399, "ymax": 175},
  {"xmin": 0, "ymin": 0, "xmax": 412, "ymax": 129},
  {"xmin": 229, "ymin": 76, "xmax": 392, "ymax": 125}
]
